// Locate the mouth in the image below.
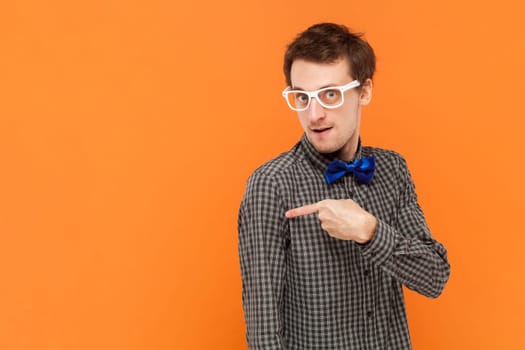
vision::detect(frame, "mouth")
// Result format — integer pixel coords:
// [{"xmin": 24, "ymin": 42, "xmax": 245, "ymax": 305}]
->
[{"xmin": 311, "ymin": 126, "xmax": 332, "ymax": 134}]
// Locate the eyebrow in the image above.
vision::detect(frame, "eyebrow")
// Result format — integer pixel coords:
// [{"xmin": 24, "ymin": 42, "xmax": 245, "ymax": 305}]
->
[{"xmin": 291, "ymin": 84, "xmax": 339, "ymax": 91}]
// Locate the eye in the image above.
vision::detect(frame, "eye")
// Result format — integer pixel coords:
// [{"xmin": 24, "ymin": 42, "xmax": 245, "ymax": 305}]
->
[
  {"xmin": 295, "ymin": 93, "xmax": 309, "ymax": 103},
  {"xmin": 324, "ymin": 89, "xmax": 338, "ymax": 100}
]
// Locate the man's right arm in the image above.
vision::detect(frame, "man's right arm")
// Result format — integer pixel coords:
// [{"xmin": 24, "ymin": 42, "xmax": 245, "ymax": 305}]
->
[{"xmin": 238, "ymin": 171, "xmax": 288, "ymax": 349}]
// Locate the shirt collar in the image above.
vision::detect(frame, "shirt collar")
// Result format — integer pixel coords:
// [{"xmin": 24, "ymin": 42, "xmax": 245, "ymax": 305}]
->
[{"xmin": 300, "ymin": 134, "xmax": 363, "ymax": 171}]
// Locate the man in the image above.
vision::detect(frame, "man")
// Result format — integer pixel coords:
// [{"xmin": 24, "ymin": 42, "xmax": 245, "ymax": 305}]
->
[{"xmin": 238, "ymin": 23, "xmax": 450, "ymax": 349}]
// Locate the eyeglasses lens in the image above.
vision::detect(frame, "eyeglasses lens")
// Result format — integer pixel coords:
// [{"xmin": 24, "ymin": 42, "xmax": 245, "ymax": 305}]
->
[
  {"xmin": 318, "ymin": 89, "xmax": 342, "ymax": 107},
  {"xmin": 286, "ymin": 89, "xmax": 343, "ymax": 110}
]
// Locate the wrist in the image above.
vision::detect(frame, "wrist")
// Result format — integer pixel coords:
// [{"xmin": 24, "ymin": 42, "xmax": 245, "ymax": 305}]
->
[{"xmin": 356, "ymin": 214, "xmax": 377, "ymax": 244}]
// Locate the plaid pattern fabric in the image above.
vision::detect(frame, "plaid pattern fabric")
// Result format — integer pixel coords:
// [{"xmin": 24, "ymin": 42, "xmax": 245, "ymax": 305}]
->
[{"xmin": 238, "ymin": 135, "xmax": 450, "ymax": 349}]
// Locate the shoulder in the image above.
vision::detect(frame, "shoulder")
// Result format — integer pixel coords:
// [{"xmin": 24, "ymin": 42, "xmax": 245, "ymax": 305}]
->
[
  {"xmin": 363, "ymin": 145, "xmax": 407, "ymax": 164},
  {"xmin": 362, "ymin": 145, "xmax": 409, "ymax": 181},
  {"xmin": 240, "ymin": 143, "xmax": 302, "ymax": 215},
  {"xmin": 245, "ymin": 142, "xmax": 303, "ymax": 191}
]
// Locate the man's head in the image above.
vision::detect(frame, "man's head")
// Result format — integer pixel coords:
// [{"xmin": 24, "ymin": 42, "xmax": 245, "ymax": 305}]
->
[
  {"xmin": 283, "ymin": 23, "xmax": 376, "ymax": 88},
  {"xmin": 283, "ymin": 23, "xmax": 376, "ymax": 161}
]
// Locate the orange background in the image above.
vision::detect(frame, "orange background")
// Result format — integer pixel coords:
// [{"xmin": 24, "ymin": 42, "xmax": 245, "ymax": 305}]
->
[{"xmin": 1, "ymin": 1, "xmax": 524, "ymax": 349}]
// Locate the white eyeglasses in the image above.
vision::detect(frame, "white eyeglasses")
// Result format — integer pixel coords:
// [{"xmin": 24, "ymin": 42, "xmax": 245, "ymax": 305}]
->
[{"xmin": 282, "ymin": 80, "xmax": 360, "ymax": 111}]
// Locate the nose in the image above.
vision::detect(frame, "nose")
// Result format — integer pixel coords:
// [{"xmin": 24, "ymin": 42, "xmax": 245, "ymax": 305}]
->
[{"xmin": 307, "ymin": 97, "xmax": 326, "ymax": 122}]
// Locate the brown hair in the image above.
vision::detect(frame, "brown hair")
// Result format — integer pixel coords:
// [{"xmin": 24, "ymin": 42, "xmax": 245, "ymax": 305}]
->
[{"xmin": 283, "ymin": 23, "xmax": 376, "ymax": 87}]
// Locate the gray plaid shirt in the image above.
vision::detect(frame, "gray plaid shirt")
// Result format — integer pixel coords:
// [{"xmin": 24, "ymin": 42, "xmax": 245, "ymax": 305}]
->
[{"xmin": 238, "ymin": 135, "xmax": 450, "ymax": 349}]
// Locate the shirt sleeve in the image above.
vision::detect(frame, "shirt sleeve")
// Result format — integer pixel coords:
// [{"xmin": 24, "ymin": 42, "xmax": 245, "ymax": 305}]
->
[
  {"xmin": 238, "ymin": 171, "xmax": 288, "ymax": 349},
  {"xmin": 359, "ymin": 155, "xmax": 451, "ymax": 298}
]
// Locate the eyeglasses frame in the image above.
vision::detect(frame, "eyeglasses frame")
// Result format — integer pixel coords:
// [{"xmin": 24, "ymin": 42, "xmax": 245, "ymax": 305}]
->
[{"xmin": 282, "ymin": 80, "xmax": 361, "ymax": 111}]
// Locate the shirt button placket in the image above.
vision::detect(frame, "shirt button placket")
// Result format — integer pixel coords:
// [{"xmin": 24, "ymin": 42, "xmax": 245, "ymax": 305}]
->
[
  {"xmin": 363, "ymin": 263, "xmax": 375, "ymax": 347},
  {"xmin": 343, "ymin": 174, "xmax": 353, "ymax": 199}
]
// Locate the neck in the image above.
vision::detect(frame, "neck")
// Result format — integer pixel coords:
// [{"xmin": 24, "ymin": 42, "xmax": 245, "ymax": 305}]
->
[{"xmin": 336, "ymin": 135, "xmax": 360, "ymax": 162}]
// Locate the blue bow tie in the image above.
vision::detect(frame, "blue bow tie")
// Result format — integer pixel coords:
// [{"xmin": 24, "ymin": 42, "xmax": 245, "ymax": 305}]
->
[{"xmin": 324, "ymin": 156, "xmax": 376, "ymax": 185}]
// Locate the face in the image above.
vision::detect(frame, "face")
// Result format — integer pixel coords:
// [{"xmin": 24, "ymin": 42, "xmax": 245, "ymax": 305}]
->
[{"xmin": 290, "ymin": 57, "xmax": 372, "ymax": 161}]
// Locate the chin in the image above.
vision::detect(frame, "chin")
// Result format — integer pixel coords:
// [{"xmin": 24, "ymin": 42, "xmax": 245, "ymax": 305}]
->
[{"xmin": 312, "ymin": 143, "xmax": 340, "ymax": 155}]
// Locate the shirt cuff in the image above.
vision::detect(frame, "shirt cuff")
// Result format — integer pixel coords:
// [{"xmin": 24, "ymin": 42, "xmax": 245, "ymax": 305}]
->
[{"xmin": 358, "ymin": 219, "xmax": 395, "ymax": 266}]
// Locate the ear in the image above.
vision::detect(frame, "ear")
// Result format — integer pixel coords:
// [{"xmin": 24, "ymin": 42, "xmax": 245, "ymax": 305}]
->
[{"xmin": 358, "ymin": 79, "xmax": 373, "ymax": 106}]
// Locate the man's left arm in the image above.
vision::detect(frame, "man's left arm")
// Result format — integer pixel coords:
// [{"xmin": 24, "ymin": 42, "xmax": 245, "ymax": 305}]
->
[
  {"xmin": 358, "ymin": 155, "xmax": 450, "ymax": 298},
  {"xmin": 286, "ymin": 155, "xmax": 451, "ymax": 298}
]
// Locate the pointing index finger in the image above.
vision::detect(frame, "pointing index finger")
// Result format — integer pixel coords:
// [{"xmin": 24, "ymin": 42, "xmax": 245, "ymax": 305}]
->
[{"xmin": 285, "ymin": 202, "xmax": 320, "ymax": 218}]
